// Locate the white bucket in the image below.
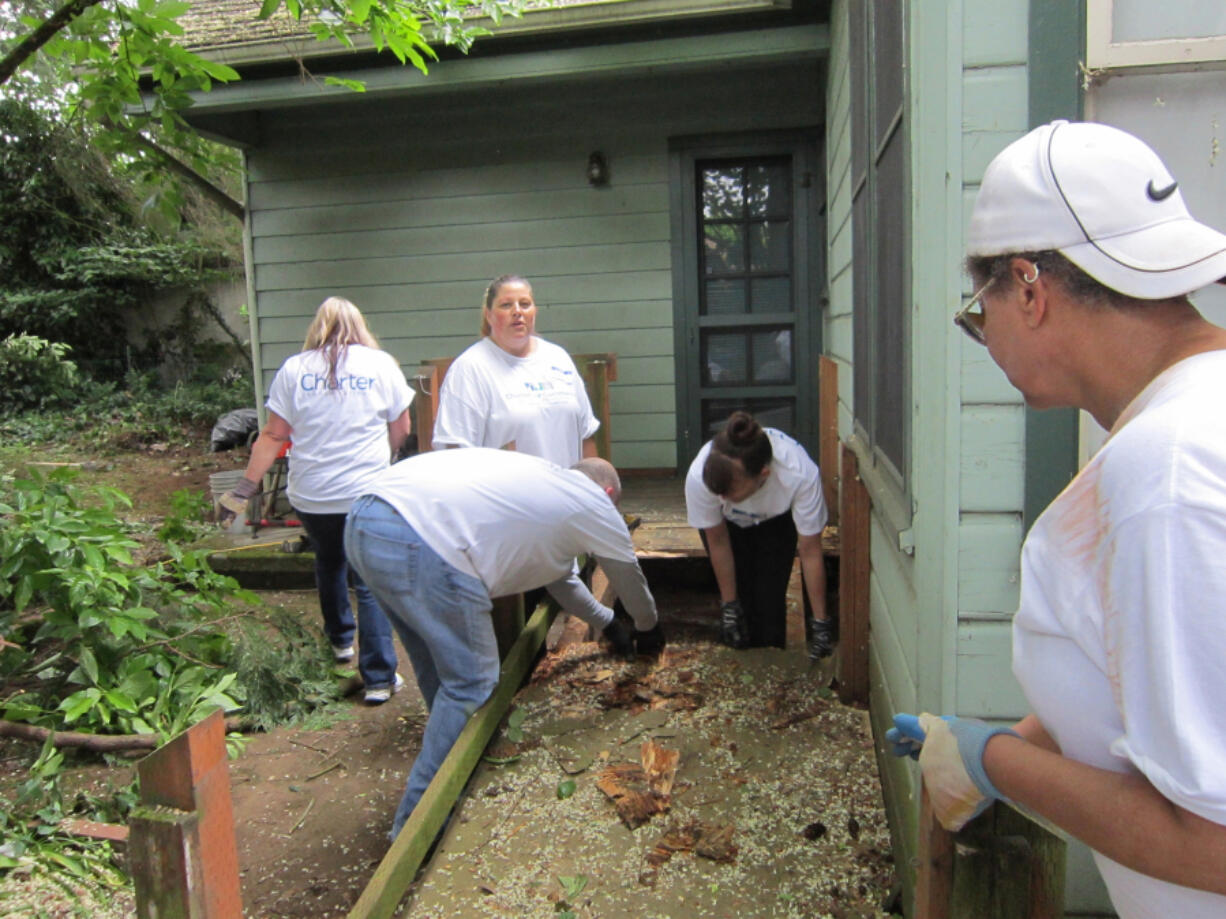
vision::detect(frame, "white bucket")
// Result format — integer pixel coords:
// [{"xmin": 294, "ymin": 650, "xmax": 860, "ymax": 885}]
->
[{"xmin": 209, "ymin": 470, "xmax": 246, "ymax": 518}]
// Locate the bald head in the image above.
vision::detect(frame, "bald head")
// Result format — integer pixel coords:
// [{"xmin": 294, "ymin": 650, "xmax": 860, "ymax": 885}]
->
[{"xmin": 572, "ymin": 457, "xmax": 622, "ymax": 505}]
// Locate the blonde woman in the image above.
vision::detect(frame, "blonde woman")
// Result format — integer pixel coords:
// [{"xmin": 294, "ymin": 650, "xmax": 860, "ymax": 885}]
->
[{"xmin": 219, "ymin": 297, "xmax": 414, "ymax": 703}]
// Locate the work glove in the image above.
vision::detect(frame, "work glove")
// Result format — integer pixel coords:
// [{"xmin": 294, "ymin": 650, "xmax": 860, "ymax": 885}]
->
[
  {"xmin": 885, "ymin": 712, "xmax": 1021, "ymax": 831},
  {"xmin": 634, "ymin": 625, "xmax": 666, "ymax": 658},
  {"xmin": 217, "ymin": 476, "xmax": 260, "ymax": 527},
  {"xmin": 719, "ymin": 600, "xmax": 748, "ymax": 649},
  {"xmin": 602, "ymin": 619, "xmax": 634, "ymax": 660}
]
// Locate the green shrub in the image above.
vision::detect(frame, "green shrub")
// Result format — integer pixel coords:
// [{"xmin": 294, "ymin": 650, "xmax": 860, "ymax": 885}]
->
[
  {"xmin": 0, "ymin": 468, "xmax": 341, "ymax": 740},
  {"xmin": 0, "ymin": 335, "xmax": 81, "ymax": 413}
]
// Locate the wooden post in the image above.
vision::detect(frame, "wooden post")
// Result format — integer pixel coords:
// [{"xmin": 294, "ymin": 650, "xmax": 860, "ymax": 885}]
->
[
  {"xmin": 573, "ymin": 352, "xmax": 618, "ymax": 460},
  {"xmin": 414, "ymin": 358, "xmax": 453, "ymax": 452},
  {"xmin": 818, "ymin": 356, "xmax": 840, "ymax": 526},
  {"xmin": 837, "ymin": 443, "xmax": 871, "ymax": 704},
  {"xmin": 129, "ymin": 709, "xmax": 243, "ymax": 919},
  {"xmin": 915, "ymin": 787, "xmax": 954, "ymax": 919},
  {"xmin": 348, "ymin": 597, "xmax": 559, "ymax": 919},
  {"xmin": 914, "ymin": 788, "xmax": 1065, "ymax": 919}
]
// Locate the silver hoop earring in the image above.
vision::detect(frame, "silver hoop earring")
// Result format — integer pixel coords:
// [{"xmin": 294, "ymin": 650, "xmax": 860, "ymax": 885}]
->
[{"xmin": 1023, "ymin": 265, "xmax": 1040, "ymax": 284}]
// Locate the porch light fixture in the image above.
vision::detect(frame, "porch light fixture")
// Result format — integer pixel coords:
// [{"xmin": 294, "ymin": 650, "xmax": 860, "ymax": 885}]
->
[{"xmin": 587, "ymin": 151, "xmax": 609, "ymax": 186}]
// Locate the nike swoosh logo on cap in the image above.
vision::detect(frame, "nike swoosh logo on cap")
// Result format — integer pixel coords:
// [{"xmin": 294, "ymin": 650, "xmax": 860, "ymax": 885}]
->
[{"xmin": 1146, "ymin": 179, "xmax": 1178, "ymax": 201}]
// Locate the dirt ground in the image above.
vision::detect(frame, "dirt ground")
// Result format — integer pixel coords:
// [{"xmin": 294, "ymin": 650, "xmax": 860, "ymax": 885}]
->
[{"xmin": 0, "ymin": 443, "xmax": 898, "ymax": 918}]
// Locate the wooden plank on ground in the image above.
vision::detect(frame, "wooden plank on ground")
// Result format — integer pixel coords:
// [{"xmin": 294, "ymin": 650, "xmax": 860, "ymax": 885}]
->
[{"xmin": 347, "ymin": 598, "xmax": 558, "ymax": 919}]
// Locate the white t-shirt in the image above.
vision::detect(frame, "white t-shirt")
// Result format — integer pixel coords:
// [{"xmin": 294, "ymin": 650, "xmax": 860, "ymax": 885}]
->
[
  {"xmin": 684, "ymin": 428, "xmax": 828, "ymax": 535},
  {"xmin": 1013, "ymin": 351, "xmax": 1226, "ymax": 919},
  {"xmin": 265, "ymin": 345, "xmax": 413, "ymax": 514},
  {"xmin": 432, "ymin": 336, "xmax": 600, "ymax": 467},
  {"xmin": 364, "ymin": 448, "xmax": 638, "ymax": 599}
]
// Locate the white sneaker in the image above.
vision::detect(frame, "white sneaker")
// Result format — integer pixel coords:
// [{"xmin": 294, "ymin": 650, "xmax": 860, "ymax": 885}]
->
[
  {"xmin": 332, "ymin": 643, "xmax": 355, "ymax": 662},
  {"xmin": 364, "ymin": 673, "xmax": 404, "ymax": 705}
]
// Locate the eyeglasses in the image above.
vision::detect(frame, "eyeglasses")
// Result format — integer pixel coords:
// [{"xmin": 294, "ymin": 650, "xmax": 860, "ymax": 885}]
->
[{"xmin": 953, "ymin": 278, "xmax": 992, "ymax": 345}]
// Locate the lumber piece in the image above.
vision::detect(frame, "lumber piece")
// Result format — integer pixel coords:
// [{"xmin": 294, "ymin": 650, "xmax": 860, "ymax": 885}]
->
[{"xmin": 347, "ymin": 598, "xmax": 558, "ymax": 919}]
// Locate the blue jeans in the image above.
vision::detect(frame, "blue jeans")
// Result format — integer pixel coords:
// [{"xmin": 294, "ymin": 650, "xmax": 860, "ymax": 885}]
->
[
  {"xmin": 295, "ymin": 509, "xmax": 398, "ymax": 690},
  {"xmin": 343, "ymin": 495, "xmax": 499, "ymax": 840}
]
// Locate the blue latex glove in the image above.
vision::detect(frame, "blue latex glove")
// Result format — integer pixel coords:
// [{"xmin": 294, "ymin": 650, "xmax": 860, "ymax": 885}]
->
[
  {"xmin": 885, "ymin": 713, "xmax": 949, "ymax": 760},
  {"xmin": 887, "ymin": 712, "xmax": 1022, "ymax": 830}
]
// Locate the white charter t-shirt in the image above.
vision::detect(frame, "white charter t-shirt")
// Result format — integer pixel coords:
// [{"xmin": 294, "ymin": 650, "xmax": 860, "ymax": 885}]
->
[
  {"xmin": 265, "ymin": 345, "xmax": 413, "ymax": 514},
  {"xmin": 432, "ymin": 337, "xmax": 599, "ymax": 467},
  {"xmin": 364, "ymin": 448, "xmax": 636, "ymax": 598},
  {"xmin": 1013, "ymin": 351, "xmax": 1226, "ymax": 919},
  {"xmin": 684, "ymin": 428, "xmax": 828, "ymax": 535}
]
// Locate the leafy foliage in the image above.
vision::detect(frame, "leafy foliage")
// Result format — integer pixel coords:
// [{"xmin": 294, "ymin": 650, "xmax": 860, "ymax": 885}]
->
[
  {"xmin": 0, "ymin": 366, "xmax": 253, "ymax": 450},
  {"xmin": 0, "ymin": 98, "xmax": 241, "ymax": 381},
  {"xmin": 2, "ymin": 0, "xmax": 527, "ymax": 222},
  {"xmin": 0, "ymin": 468, "xmax": 248, "ymax": 739},
  {"xmin": 0, "ymin": 467, "xmax": 345, "ymax": 741},
  {"xmin": 0, "ymin": 334, "xmax": 81, "ymax": 412},
  {"xmin": 0, "ymin": 736, "xmax": 135, "ymax": 902}
]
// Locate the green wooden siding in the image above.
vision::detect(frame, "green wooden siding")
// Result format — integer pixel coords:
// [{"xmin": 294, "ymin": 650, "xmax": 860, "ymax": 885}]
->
[{"xmin": 244, "ymin": 62, "xmax": 821, "ymax": 469}]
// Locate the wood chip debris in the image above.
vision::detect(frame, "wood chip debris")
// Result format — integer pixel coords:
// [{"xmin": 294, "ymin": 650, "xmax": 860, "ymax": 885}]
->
[{"xmin": 596, "ymin": 739, "xmax": 679, "ymax": 828}]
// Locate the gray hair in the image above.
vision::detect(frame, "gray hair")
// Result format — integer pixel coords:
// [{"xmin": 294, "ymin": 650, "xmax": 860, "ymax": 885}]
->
[{"xmin": 572, "ymin": 457, "xmax": 621, "ymax": 504}]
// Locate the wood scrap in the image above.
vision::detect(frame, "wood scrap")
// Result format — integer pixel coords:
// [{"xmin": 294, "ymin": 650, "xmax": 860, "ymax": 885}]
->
[{"xmin": 596, "ymin": 739, "xmax": 679, "ymax": 829}]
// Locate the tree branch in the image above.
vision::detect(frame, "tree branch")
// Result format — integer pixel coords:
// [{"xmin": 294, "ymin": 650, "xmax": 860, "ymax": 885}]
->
[
  {"xmin": 0, "ymin": 716, "xmax": 247, "ymax": 752},
  {"xmin": 0, "ymin": 0, "xmax": 106, "ymax": 87},
  {"xmin": 127, "ymin": 130, "xmax": 246, "ymax": 221}
]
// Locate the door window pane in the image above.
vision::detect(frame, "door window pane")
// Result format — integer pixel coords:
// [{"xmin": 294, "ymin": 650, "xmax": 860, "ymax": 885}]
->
[
  {"xmin": 746, "ymin": 163, "xmax": 791, "ymax": 218},
  {"xmin": 750, "ymin": 221, "xmax": 790, "ymax": 272},
  {"xmin": 750, "ymin": 277, "xmax": 791, "ymax": 313},
  {"xmin": 753, "ymin": 329, "xmax": 792, "ymax": 383},
  {"xmin": 703, "ymin": 398, "xmax": 794, "ymax": 440},
  {"xmin": 705, "ymin": 279, "xmax": 746, "ymax": 315},
  {"xmin": 703, "ymin": 332, "xmax": 747, "ymax": 385},
  {"xmin": 703, "ymin": 225, "xmax": 745, "ymax": 274},
  {"xmin": 702, "ymin": 167, "xmax": 744, "ymax": 219}
]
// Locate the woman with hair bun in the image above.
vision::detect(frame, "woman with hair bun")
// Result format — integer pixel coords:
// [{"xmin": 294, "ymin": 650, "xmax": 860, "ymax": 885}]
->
[
  {"xmin": 684, "ymin": 410, "xmax": 835, "ymax": 656},
  {"xmin": 218, "ymin": 296, "xmax": 413, "ymax": 704}
]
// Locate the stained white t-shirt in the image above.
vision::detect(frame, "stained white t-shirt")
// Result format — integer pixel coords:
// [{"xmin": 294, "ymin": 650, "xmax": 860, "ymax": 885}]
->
[
  {"xmin": 364, "ymin": 448, "xmax": 644, "ymax": 603},
  {"xmin": 684, "ymin": 428, "xmax": 828, "ymax": 535},
  {"xmin": 432, "ymin": 336, "xmax": 599, "ymax": 467},
  {"xmin": 265, "ymin": 345, "xmax": 413, "ymax": 514},
  {"xmin": 1013, "ymin": 351, "xmax": 1226, "ymax": 919}
]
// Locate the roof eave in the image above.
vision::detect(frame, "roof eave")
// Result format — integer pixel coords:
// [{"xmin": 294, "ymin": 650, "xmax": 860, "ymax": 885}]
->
[{"xmin": 187, "ymin": 0, "xmax": 795, "ymax": 68}]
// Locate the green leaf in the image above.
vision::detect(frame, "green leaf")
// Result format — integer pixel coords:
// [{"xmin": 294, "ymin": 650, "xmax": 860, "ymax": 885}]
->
[
  {"xmin": 78, "ymin": 647, "xmax": 99, "ymax": 684},
  {"xmin": 558, "ymin": 874, "xmax": 588, "ymax": 898},
  {"xmin": 556, "ymin": 779, "xmax": 576, "ymax": 800},
  {"xmin": 257, "ymin": 0, "xmax": 282, "ymax": 18},
  {"xmin": 323, "ymin": 76, "xmax": 368, "ymax": 93}
]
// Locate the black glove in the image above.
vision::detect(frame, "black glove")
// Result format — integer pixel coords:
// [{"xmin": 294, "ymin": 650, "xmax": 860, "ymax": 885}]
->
[
  {"xmin": 634, "ymin": 625, "xmax": 666, "ymax": 657},
  {"xmin": 217, "ymin": 476, "xmax": 260, "ymax": 527},
  {"xmin": 720, "ymin": 600, "xmax": 749, "ymax": 649},
  {"xmin": 602, "ymin": 618, "xmax": 634, "ymax": 660}
]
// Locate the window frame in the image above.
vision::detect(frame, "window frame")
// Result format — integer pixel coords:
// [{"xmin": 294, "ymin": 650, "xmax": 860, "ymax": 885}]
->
[
  {"xmin": 1086, "ymin": 0, "xmax": 1226, "ymax": 69},
  {"xmin": 849, "ymin": 0, "xmax": 911, "ymax": 499}
]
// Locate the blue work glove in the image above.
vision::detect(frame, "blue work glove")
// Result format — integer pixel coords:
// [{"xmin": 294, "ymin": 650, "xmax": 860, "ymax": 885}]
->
[{"xmin": 886, "ymin": 712, "xmax": 1021, "ymax": 831}]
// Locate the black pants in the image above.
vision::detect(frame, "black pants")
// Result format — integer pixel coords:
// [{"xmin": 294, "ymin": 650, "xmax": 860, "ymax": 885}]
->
[{"xmin": 702, "ymin": 512, "xmax": 811, "ymax": 649}]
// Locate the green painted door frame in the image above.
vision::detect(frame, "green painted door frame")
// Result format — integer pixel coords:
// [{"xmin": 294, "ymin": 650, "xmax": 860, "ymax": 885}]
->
[
  {"xmin": 1023, "ymin": 0, "xmax": 1086, "ymax": 530},
  {"xmin": 668, "ymin": 130, "xmax": 825, "ymax": 470}
]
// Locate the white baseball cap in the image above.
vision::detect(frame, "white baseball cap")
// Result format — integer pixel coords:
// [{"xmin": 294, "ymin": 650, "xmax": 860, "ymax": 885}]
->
[{"xmin": 968, "ymin": 120, "xmax": 1226, "ymax": 299}]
